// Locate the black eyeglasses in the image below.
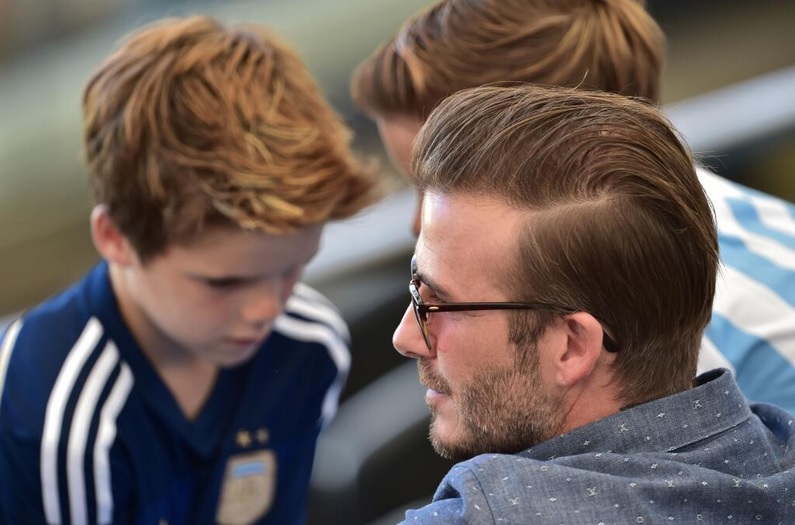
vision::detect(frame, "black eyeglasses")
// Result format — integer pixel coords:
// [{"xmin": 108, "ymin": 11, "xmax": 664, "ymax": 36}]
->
[{"xmin": 409, "ymin": 255, "xmax": 619, "ymax": 353}]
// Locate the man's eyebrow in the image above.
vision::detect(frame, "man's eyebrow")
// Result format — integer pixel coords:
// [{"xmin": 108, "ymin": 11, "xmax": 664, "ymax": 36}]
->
[{"xmin": 414, "ymin": 268, "xmax": 453, "ymax": 301}]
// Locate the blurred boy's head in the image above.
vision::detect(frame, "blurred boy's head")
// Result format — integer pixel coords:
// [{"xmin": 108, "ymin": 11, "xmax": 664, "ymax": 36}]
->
[
  {"xmin": 352, "ymin": 0, "xmax": 664, "ymax": 121},
  {"xmin": 351, "ymin": 0, "xmax": 664, "ymax": 235},
  {"xmin": 84, "ymin": 15, "xmax": 378, "ymax": 263}
]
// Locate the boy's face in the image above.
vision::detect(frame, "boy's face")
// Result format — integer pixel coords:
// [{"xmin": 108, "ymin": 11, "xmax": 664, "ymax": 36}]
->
[
  {"xmin": 112, "ymin": 223, "xmax": 324, "ymax": 368},
  {"xmin": 376, "ymin": 115, "xmax": 425, "ymax": 237}
]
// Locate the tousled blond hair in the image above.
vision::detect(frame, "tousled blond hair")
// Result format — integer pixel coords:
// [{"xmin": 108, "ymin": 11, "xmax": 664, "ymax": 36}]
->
[
  {"xmin": 352, "ymin": 0, "xmax": 665, "ymax": 119},
  {"xmin": 84, "ymin": 16, "xmax": 379, "ymax": 260}
]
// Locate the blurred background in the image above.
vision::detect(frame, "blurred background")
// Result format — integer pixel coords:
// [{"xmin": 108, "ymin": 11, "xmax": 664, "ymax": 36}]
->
[
  {"xmin": 1, "ymin": 0, "xmax": 794, "ymax": 523},
  {"xmin": 1, "ymin": 0, "xmax": 794, "ymax": 320}
]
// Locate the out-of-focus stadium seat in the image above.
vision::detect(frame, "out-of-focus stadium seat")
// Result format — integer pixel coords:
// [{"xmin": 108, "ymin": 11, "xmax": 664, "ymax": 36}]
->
[{"xmin": 308, "ymin": 361, "xmax": 453, "ymax": 525}]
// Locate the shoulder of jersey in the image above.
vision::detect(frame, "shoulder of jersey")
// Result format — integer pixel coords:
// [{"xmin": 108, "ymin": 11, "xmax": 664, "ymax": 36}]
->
[{"xmin": 280, "ymin": 283, "xmax": 350, "ymax": 342}]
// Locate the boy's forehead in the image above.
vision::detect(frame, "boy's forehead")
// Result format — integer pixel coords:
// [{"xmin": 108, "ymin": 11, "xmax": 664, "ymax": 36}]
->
[{"xmin": 157, "ymin": 223, "xmax": 324, "ymax": 271}]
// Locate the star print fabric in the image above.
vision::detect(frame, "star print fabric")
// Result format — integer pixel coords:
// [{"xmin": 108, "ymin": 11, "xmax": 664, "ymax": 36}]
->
[{"xmin": 401, "ymin": 369, "xmax": 795, "ymax": 524}]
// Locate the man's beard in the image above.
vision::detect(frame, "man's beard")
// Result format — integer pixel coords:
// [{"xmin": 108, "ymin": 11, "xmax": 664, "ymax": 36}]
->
[{"xmin": 418, "ymin": 349, "xmax": 564, "ymax": 461}]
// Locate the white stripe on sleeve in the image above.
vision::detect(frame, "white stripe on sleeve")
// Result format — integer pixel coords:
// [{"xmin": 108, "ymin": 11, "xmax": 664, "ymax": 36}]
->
[
  {"xmin": 0, "ymin": 319, "xmax": 23, "ymax": 412},
  {"xmin": 286, "ymin": 289, "xmax": 350, "ymax": 341},
  {"xmin": 713, "ymin": 265, "xmax": 795, "ymax": 368},
  {"xmin": 711, "ymin": 195, "xmax": 795, "ymax": 270},
  {"xmin": 751, "ymin": 195, "xmax": 795, "ymax": 237},
  {"xmin": 41, "ymin": 317, "xmax": 103, "ymax": 525},
  {"xmin": 273, "ymin": 315, "xmax": 350, "ymax": 426},
  {"xmin": 66, "ymin": 342, "xmax": 120, "ymax": 525},
  {"xmin": 293, "ymin": 282, "xmax": 337, "ymax": 309},
  {"xmin": 94, "ymin": 363, "xmax": 134, "ymax": 525}
]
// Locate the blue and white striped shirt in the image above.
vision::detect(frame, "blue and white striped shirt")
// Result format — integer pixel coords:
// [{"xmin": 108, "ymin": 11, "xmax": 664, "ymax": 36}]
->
[{"xmin": 697, "ymin": 167, "xmax": 795, "ymax": 414}]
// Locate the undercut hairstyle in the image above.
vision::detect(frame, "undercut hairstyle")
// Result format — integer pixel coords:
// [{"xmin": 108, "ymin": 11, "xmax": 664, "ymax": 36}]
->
[
  {"xmin": 413, "ymin": 85, "xmax": 718, "ymax": 406},
  {"xmin": 83, "ymin": 15, "xmax": 379, "ymax": 261},
  {"xmin": 351, "ymin": 0, "xmax": 665, "ymax": 120}
]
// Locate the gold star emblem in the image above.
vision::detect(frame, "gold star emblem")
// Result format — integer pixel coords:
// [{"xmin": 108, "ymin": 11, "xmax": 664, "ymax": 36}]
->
[
  {"xmin": 236, "ymin": 430, "xmax": 252, "ymax": 448},
  {"xmin": 255, "ymin": 427, "xmax": 270, "ymax": 445}
]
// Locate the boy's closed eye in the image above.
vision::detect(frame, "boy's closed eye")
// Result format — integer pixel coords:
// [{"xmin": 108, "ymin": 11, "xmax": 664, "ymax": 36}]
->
[{"xmin": 196, "ymin": 276, "xmax": 252, "ymax": 290}]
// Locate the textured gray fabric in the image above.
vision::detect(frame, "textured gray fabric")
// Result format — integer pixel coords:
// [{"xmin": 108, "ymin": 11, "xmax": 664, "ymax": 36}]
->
[{"xmin": 400, "ymin": 369, "xmax": 795, "ymax": 525}]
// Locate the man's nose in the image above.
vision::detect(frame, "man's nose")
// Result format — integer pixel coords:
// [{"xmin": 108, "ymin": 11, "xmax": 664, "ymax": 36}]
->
[{"xmin": 393, "ymin": 304, "xmax": 435, "ymax": 359}]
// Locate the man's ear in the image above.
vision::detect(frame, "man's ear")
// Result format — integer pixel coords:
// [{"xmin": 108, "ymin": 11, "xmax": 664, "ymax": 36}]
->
[
  {"xmin": 553, "ymin": 312, "xmax": 609, "ymax": 387},
  {"xmin": 90, "ymin": 205, "xmax": 134, "ymax": 266}
]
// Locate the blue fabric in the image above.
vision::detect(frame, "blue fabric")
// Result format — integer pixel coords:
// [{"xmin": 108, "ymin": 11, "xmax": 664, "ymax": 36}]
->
[
  {"xmin": 0, "ymin": 262, "xmax": 348, "ymax": 525},
  {"xmin": 698, "ymin": 168, "xmax": 795, "ymax": 415},
  {"xmin": 401, "ymin": 369, "xmax": 795, "ymax": 524},
  {"xmin": 707, "ymin": 313, "xmax": 795, "ymax": 409}
]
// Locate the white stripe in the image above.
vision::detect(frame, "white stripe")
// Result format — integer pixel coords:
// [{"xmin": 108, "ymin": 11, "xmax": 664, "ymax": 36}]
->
[
  {"xmin": 703, "ymin": 164, "xmax": 795, "ymax": 239},
  {"xmin": 286, "ymin": 289, "xmax": 349, "ymax": 341},
  {"xmin": 273, "ymin": 315, "xmax": 349, "ymax": 426},
  {"xmin": 0, "ymin": 319, "xmax": 23, "ymax": 413},
  {"xmin": 750, "ymin": 195, "xmax": 795, "ymax": 237},
  {"xmin": 67, "ymin": 343, "xmax": 120, "ymax": 525},
  {"xmin": 709, "ymin": 189, "xmax": 795, "ymax": 270},
  {"xmin": 698, "ymin": 167, "xmax": 795, "ymax": 368},
  {"xmin": 697, "ymin": 333, "xmax": 735, "ymax": 375},
  {"xmin": 293, "ymin": 282, "xmax": 335, "ymax": 308},
  {"xmin": 94, "ymin": 363, "xmax": 134, "ymax": 525},
  {"xmin": 713, "ymin": 265, "xmax": 795, "ymax": 369},
  {"xmin": 273, "ymin": 315, "xmax": 351, "ymax": 379},
  {"xmin": 697, "ymin": 167, "xmax": 747, "ymax": 200},
  {"xmin": 41, "ymin": 318, "xmax": 103, "ymax": 525}
]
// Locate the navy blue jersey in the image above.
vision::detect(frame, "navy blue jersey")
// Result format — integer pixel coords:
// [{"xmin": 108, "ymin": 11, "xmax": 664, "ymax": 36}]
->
[{"xmin": 0, "ymin": 262, "xmax": 350, "ymax": 525}]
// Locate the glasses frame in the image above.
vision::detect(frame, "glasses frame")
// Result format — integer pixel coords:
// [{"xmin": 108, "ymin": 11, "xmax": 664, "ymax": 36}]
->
[{"xmin": 409, "ymin": 256, "xmax": 619, "ymax": 353}]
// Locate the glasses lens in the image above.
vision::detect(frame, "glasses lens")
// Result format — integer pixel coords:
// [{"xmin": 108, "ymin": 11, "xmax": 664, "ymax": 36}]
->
[
  {"xmin": 410, "ymin": 255, "xmax": 433, "ymax": 350},
  {"xmin": 409, "ymin": 281, "xmax": 432, "ymax": 350}
]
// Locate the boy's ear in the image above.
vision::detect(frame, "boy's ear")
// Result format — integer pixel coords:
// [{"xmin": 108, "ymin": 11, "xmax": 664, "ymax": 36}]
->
[{"xmin": 90, "ymin": 205, "xmax": 135, "ymax": 266}]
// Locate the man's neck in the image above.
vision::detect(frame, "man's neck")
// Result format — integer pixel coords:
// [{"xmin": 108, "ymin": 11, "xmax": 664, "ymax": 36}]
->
[{"xmin": 557, "ymin": 365, "xmax": 623, "ymax": 435}]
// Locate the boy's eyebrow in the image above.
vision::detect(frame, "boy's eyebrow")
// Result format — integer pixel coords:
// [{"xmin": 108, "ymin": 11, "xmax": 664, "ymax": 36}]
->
[
  {"xmin": 186, "ymin": 273, "xmax": 256, "ymax": 284},
  {"xmin": 185, "ymin": 244, "xmax": 320, "ymax": 282}
]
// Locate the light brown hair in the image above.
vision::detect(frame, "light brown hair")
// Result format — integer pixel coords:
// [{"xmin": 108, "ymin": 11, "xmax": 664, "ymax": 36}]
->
[
  {"xmin": 413, "ymin": 85, "xmax": 718, "ymax": 406},
  {"xmin": 351, "ymin": 0, "xmax": 665, "ymax": 119},
  {"xmin": 84, "ymin": 16, "xmax": 379, "ymax": 261}
]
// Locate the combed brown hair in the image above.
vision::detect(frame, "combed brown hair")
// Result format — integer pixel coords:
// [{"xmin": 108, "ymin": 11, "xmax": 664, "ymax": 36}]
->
[
  {"xmin": 352, "ymin": 0, "xmax": 664, "ymax": 119},
  {"xmin": 414, "ymin": 85, "xmax": 718, "ymax": 406},
  {"xmin": 83, "ymin": 15, "xmax": 379, "ymax": 261}
]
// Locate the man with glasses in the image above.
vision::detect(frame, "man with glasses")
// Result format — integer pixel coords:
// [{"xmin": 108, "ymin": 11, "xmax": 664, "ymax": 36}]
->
[
  {"xmin": 353, "ymin": 0, "xmax": 795, "ymax": 415},
  {"xmin": 391, "ymin": 84, "xmax": 795, "ymax": 524}
]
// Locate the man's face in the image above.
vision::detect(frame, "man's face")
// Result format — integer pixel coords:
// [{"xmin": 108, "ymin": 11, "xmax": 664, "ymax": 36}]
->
[
  {"xmin": 377, "ymin": 115, "xmax": 425, "ymax": 237},
  {"xmin": 393, "ymin": 192, "xmax": 566, "ymax": 460},
  {"xmin": 113, "ymin": 224, "xmax": 323, "ymax": 368}
]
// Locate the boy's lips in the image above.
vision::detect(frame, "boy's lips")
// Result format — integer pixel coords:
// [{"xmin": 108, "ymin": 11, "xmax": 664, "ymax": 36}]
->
[
  {"xmin": 226, "ymin": 326, "xmax": 273, "ymax": 347},
  {"xmin": 225, "ymin": 335, "xmax": 265, "ymax": 347}
]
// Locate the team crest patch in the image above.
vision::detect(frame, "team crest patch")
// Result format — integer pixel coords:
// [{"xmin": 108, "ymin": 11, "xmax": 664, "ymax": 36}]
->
[{"xmin": 216, "ymin": 449, "xmax": 277, "ymax": 525}]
